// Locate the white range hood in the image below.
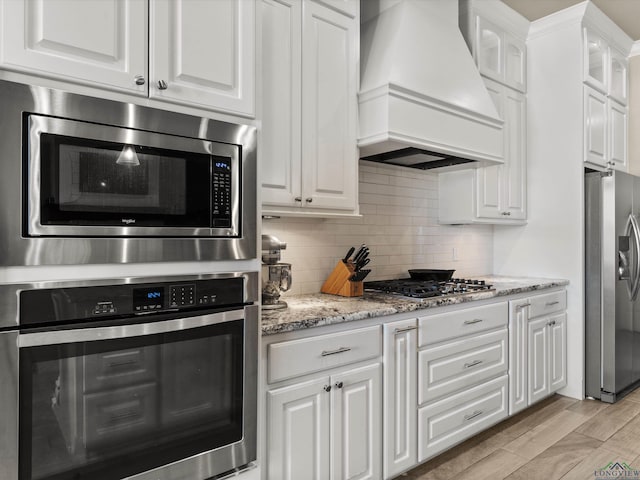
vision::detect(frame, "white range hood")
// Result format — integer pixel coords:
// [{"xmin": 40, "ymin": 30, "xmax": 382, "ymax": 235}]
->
[{"xmin": 359, "ymin": 0, "xmax": 504, "ymax": 170}]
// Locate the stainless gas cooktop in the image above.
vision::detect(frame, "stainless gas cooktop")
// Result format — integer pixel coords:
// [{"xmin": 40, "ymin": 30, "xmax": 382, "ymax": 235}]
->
[{"xmin": 364, "ymin": 278, "xmax": 493, "ymax": 298}]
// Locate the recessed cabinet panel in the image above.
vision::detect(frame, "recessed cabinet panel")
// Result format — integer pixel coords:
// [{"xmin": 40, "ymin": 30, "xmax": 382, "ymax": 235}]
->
[
  {"xmin": 528, "ymin": 317, "xmax": 549, "ymax": 405},
  {"xmin": 1, "ymin": 0, "xmax": 147, "ymax": 93},
  {"xmin": 609, "ymin": 48, "xmax": 628, "ymax": 105},
  {"xmin": 549, "ymin": 313, "xmax": 567, "ymax": 392},
  {"xmin": 584, "ymin": 86, "xmax": 608, "ymax": 168},
  {"xmin": 609, "ymin": 100, "xmax": 627, "ymax": 171},
  {"xmin": 503, "ymin": 88, "xmax": 527, "ymax": 218},
  {"xmin": 508, "ymin": 301, "xmax": 528, "ymax": 415},
  {"xmin": 505, "ymin": 36, "xmax": 526, "ymax": 92},
  {"xmin": 476, "ymin": 17, "xmax": 502, "ymax": 82},
  {"xmin": 151, "ymin": 0, "xmax": 255, "ymax": 116},
  {"xmin": 261, "ymin": 0, "xmax": 302, "ymax": 206}
]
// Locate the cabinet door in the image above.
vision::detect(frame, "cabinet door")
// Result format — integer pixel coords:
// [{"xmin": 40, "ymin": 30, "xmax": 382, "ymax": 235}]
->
[
  {"xmin": 150, "ymin": 0, "xmax": 255, "ymax": 116},
  {"xmin": 609, "ymin": 47, "xmax": 628, "ymax": 105},
  {"xmin": 301, "ymin": 1, "xmax": 358, "ymax": 211},
  {"xmin": 331, "ymin": 363, "xmax": 382, "ymax": 480},
  {"xmin": 260, "ymin": 0, "xmax": 303, "ymax": 207},
  {"xmin": 475, "ymin": 16, "xmax": 503, "ymax": 83},
  {"xmin": 528, "ymin": 317, "xmax": 549, "ymax": 405},
  {"xmin": 504, "ymin": 34, "xmax": 526, "ymax": 93},
  {"xmin": 584, "ymin": 86, "xmax": 608, "ymax": 168},
  {"xmin": 502, "ymin": 88, "xmax": 527, "ymax": 219},
  {"xmin": 268, "ymin": 377, "xmax": 331, "ymax": 480},
  {"xmin": 383, "ymin": 320, "xmax": 417, "ymax": 479},
  {"xmin": 609, "ymin": 100, "xmax": 628, "ymax": 172},
  {"xmin": 584, "ymin": 27, "xmax": 608, "ymax": 93},
  {"xmin": 1, "ymin": 0, "xmax": 147, "ymax": 94},
  {"xmin": 508, "ymin": 301, "xmax": 528, "ymax": 415},
  {"xmin": 476, "ymin": 79, "xmax": 503, "ymax": 219},
  {"xmin": 549, "ymin": 313, "xmax": 567, "ymax": 393}
]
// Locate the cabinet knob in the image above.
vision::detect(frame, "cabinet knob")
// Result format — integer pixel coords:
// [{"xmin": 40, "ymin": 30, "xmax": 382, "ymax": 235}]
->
[
  {"xmin": 305, "ymin": 198, "xmax": 313, "ymax": 203},
  {"xmin": 294, "ymin": 197, "xmax": 302, "ymax": 202},
  {"xmin": 157, "ymin": 80, "xmax": 168, "ymax": 90},
  {"xmin": 134, "ymin": 75, "xmax": 146, "ymax": 86},
  {"xmin": 323, "ymin": 385, "xmax": 332, "ymax": 392},
  {"xmin": 335, "ymin": 381, "xmax": 343, "ymax": 389},
  {"xmin": 547, "ymin": 320, "xmax": 557, "ymax": 326}
]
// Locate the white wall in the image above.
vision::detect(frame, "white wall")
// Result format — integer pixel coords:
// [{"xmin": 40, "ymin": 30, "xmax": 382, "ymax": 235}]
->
[{"xmin": 262, "ymin": 160, "xmax": 494, "ymax": 295}]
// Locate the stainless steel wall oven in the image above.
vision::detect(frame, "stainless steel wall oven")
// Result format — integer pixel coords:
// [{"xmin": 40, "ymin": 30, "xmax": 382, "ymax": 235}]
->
[
  {"xmin": 0, "ymin": 272, "xmax": 258, "ymax": 480},
  {"xmin": 0, "ymin": 79, "xmax": 257, "ymax": 266}
]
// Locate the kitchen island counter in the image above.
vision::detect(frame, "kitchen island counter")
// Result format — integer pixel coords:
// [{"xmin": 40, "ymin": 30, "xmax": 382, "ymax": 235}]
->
[{"xmin": 261, "ymin": 276, "xmax": 568, "ymax": 335}]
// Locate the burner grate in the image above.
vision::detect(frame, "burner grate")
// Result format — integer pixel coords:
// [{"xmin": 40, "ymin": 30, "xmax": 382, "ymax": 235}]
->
[{"xmin": 364, "ymin": 278, "xmax": 492, "ymax": 298}]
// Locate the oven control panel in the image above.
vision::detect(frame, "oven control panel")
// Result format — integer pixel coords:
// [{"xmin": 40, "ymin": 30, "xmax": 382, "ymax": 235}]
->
[{"xmin": 19, "ymin": 276, "xmax": 246, "ymax": 325}]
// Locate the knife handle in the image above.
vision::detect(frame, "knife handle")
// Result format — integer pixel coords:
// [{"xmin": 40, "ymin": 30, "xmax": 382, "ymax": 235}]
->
[{"xmin": 343, "ymin": 246, "xmax": 355, "ymax": 263}]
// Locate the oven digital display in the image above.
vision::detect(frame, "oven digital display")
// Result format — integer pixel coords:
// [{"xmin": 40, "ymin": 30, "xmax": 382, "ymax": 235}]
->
[{"xmin": 133, "ymin": 286, "xmax": 164, "ymax": 311}]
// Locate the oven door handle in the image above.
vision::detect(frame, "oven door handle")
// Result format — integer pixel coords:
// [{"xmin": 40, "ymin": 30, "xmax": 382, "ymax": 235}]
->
[{"xmin": 18, "ymin": 308, "xmax": 246, "ymax": 348}]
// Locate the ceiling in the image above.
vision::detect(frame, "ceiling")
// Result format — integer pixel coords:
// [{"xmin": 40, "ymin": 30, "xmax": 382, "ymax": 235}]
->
[{"xmin": 501, "ymin": 0, "xmax": 640, "ymax": 41}]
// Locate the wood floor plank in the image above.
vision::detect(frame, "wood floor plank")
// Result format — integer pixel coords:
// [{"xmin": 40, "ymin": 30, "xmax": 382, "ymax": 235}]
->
[
  {"xmin": 601, "ymin": 412, "xmax": 640, "ymax": 458},
  {"xmin": 448, "ymin": 449, "xmax": 527, "ymax": 480},
  {"xmin": 489, "ymin": 395, "xmax": 578, "ymax": 441},
  {"xmin": 559, "ymin": 445, "xmax": 638, "ymax": 480},
  {"xmin": 624, "ymin": 388, "xmax": 640, "ymax": 404},
  {"xmin": 574, "ymin": 398, "xmax": 640, "ymax": 441},
  {"xmin": 566, "ymin": 398, "xmax": 609, "ymax": 418},
  {"xmin": 503, "ymin": 432, "xmax": 601, "ymax": 480},
  {"xmin": 397, "ymin": 431, "xmax": 512, "ymax": 480},
  {"xmin": 502, "ymin": 410, "xmax": 591, "ymax": 460}
]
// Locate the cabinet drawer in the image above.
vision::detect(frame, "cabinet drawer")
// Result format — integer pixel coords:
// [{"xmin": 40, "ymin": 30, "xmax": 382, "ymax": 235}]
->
[
  {"xmin": 418, "ymin": 375, "xmax": 508, "ymax": 462},
  {"xmin": 419, "ymin": 302, "xmax": 507, "ymax": 346},
  {"xmin": 418, "ymin": 329, "xmax": 507, "ymax": 404},
  {"xmin": 529, "ymin": 290, "xmax": 566, "ymax": 318},
  {"xmin": 268, "ymin": 325, "xmax": 381, "ymax": 383}
]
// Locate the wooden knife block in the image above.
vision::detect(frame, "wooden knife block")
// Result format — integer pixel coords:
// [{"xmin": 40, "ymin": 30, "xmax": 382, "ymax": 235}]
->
[{"xmin": 321, "ymin": 260, "xmax": 363, "ymax": 297}]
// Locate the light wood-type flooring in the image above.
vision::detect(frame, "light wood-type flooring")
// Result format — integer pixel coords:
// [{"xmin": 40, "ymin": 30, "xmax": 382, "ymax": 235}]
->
[{"xmin": 395, "ymin": 389, "xmax": 640, "ymax": 480}]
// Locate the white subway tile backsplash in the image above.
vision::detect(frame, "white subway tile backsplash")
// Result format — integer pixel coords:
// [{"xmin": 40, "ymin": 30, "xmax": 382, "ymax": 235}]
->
[{"xmin": 262, "ymin": 162, "xmax": 493, "ymax": 295}]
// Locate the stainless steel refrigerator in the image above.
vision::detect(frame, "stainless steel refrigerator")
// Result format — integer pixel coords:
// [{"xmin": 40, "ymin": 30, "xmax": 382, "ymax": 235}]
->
[{"xmin": 585, "ymin": 170, "xmax": 640, "ymax": 402}]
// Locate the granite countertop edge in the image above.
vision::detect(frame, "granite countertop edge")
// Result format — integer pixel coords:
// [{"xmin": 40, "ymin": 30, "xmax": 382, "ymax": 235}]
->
[{"xmin": 261, "ymin": 276, "xmax": 569, "ymax": 336}]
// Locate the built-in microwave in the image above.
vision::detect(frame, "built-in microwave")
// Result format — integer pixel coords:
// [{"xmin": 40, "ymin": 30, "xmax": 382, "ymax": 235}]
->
[
  {"xmin": 27, "ymin": 115, "xmax": 240, "ymax": 237},
  {"xmin": 0, "ymin": 79, "xmax": 256, "ymax": 266}
]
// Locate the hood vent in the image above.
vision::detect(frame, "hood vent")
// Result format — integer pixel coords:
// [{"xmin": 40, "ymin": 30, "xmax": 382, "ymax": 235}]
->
[{"xmin": 358, "ymin": 0, "xmax": 504, "ymax": 171}]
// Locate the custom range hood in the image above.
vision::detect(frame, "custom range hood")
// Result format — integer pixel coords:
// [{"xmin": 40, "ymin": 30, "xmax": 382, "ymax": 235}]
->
[{"xmin": 359, "ymin": 0, "xmax": 504, "ymax": 170}]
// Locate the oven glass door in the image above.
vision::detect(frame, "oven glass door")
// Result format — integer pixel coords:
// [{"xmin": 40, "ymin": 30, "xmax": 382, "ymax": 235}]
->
[{"xmin": 18, "ymin": 316, "xmax": 244, "ymax": 480}]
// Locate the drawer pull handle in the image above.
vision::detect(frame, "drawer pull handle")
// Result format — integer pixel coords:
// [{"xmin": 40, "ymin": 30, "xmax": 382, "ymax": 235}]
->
[
  {"xmin": 321, "ymin": 347, "xmax": 351, "ymax": 357},
  {"xmin": 545, "ymin": 301, "xmax": 560, "ymax": 306},
  {"xmin": 464, "ymin": 410, "xmax": 484, "ymax": 421},
  {"xmin": 516, "ymin": 303, "xmax": 531, "ymax": 309},
  {"xmin": 394, "ymin": 325, "xmax": 417, "ymax": 335},
  {"xmin": 464, "ymin": 360, "xmax": 483, "ymax": 369},
  {"xmin": 464, "ymin": 319, "xmax": 483, "ymax": 325}
]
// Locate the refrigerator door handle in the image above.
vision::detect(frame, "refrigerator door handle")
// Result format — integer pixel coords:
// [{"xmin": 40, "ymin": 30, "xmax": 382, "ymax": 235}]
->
[{"xmin": 626, "ymin": 213, "xmax": 640, "ymax": 301}]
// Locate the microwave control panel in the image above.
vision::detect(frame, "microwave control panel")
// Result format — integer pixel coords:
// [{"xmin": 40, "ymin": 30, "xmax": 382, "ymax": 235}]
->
[{"xmin": 212, "ymin": 158, "xmax": 232, "ymax": 228}]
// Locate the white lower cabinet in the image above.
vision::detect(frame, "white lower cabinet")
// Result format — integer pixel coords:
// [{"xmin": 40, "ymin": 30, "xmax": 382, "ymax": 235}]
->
[
  {"xmin": 267, "ymin": 363, "xmax": 381, "ymax": 480},
  {"xmin": 509, "ymin": 289, "xmax": 567, "ymax": 414},
  {"xmin": 265, "ymin": 326, "xmax": 382, "ymax": 480},
  {"xmin": 383, "ymin": 319, "xmax": 418, "ymax": 479}
]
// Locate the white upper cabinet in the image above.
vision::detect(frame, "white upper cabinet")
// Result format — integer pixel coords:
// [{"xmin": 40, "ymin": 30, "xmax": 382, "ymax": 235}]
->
[
  {"xmin": 150, "ymin": 0, "xmax": 255, "ymax": 116},
  {"xmin": 0, "ymin": 0, "xmax": 147, "ymax": 94},
  {"xmin": 609, "ymin": 47, "xmax": 628, "ymax": 105},
  {"xmin": 583, "ymin": 27, "xmax": 608, "ymax": 93},
  {"xmin": 261, "ymin": 0, "xmax": 359, "ymax": 216},
  {"xmin": 460, "ymin": 0, "xmax": 529, "ymax": 93},
  {"xmin": 0, "ymin": 0, "xmax": 255, "ymax": 117}
]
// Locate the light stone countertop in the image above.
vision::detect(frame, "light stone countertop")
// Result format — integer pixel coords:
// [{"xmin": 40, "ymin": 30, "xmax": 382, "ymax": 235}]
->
[{"xmin": 261, "ymin": 275, "xmax": 569, "ymax": 336}]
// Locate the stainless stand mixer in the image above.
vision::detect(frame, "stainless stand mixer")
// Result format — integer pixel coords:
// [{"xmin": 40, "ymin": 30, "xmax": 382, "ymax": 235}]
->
[{"xmin": 261, "ymin": 234, "xmax": 292, "ymax": 310}]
